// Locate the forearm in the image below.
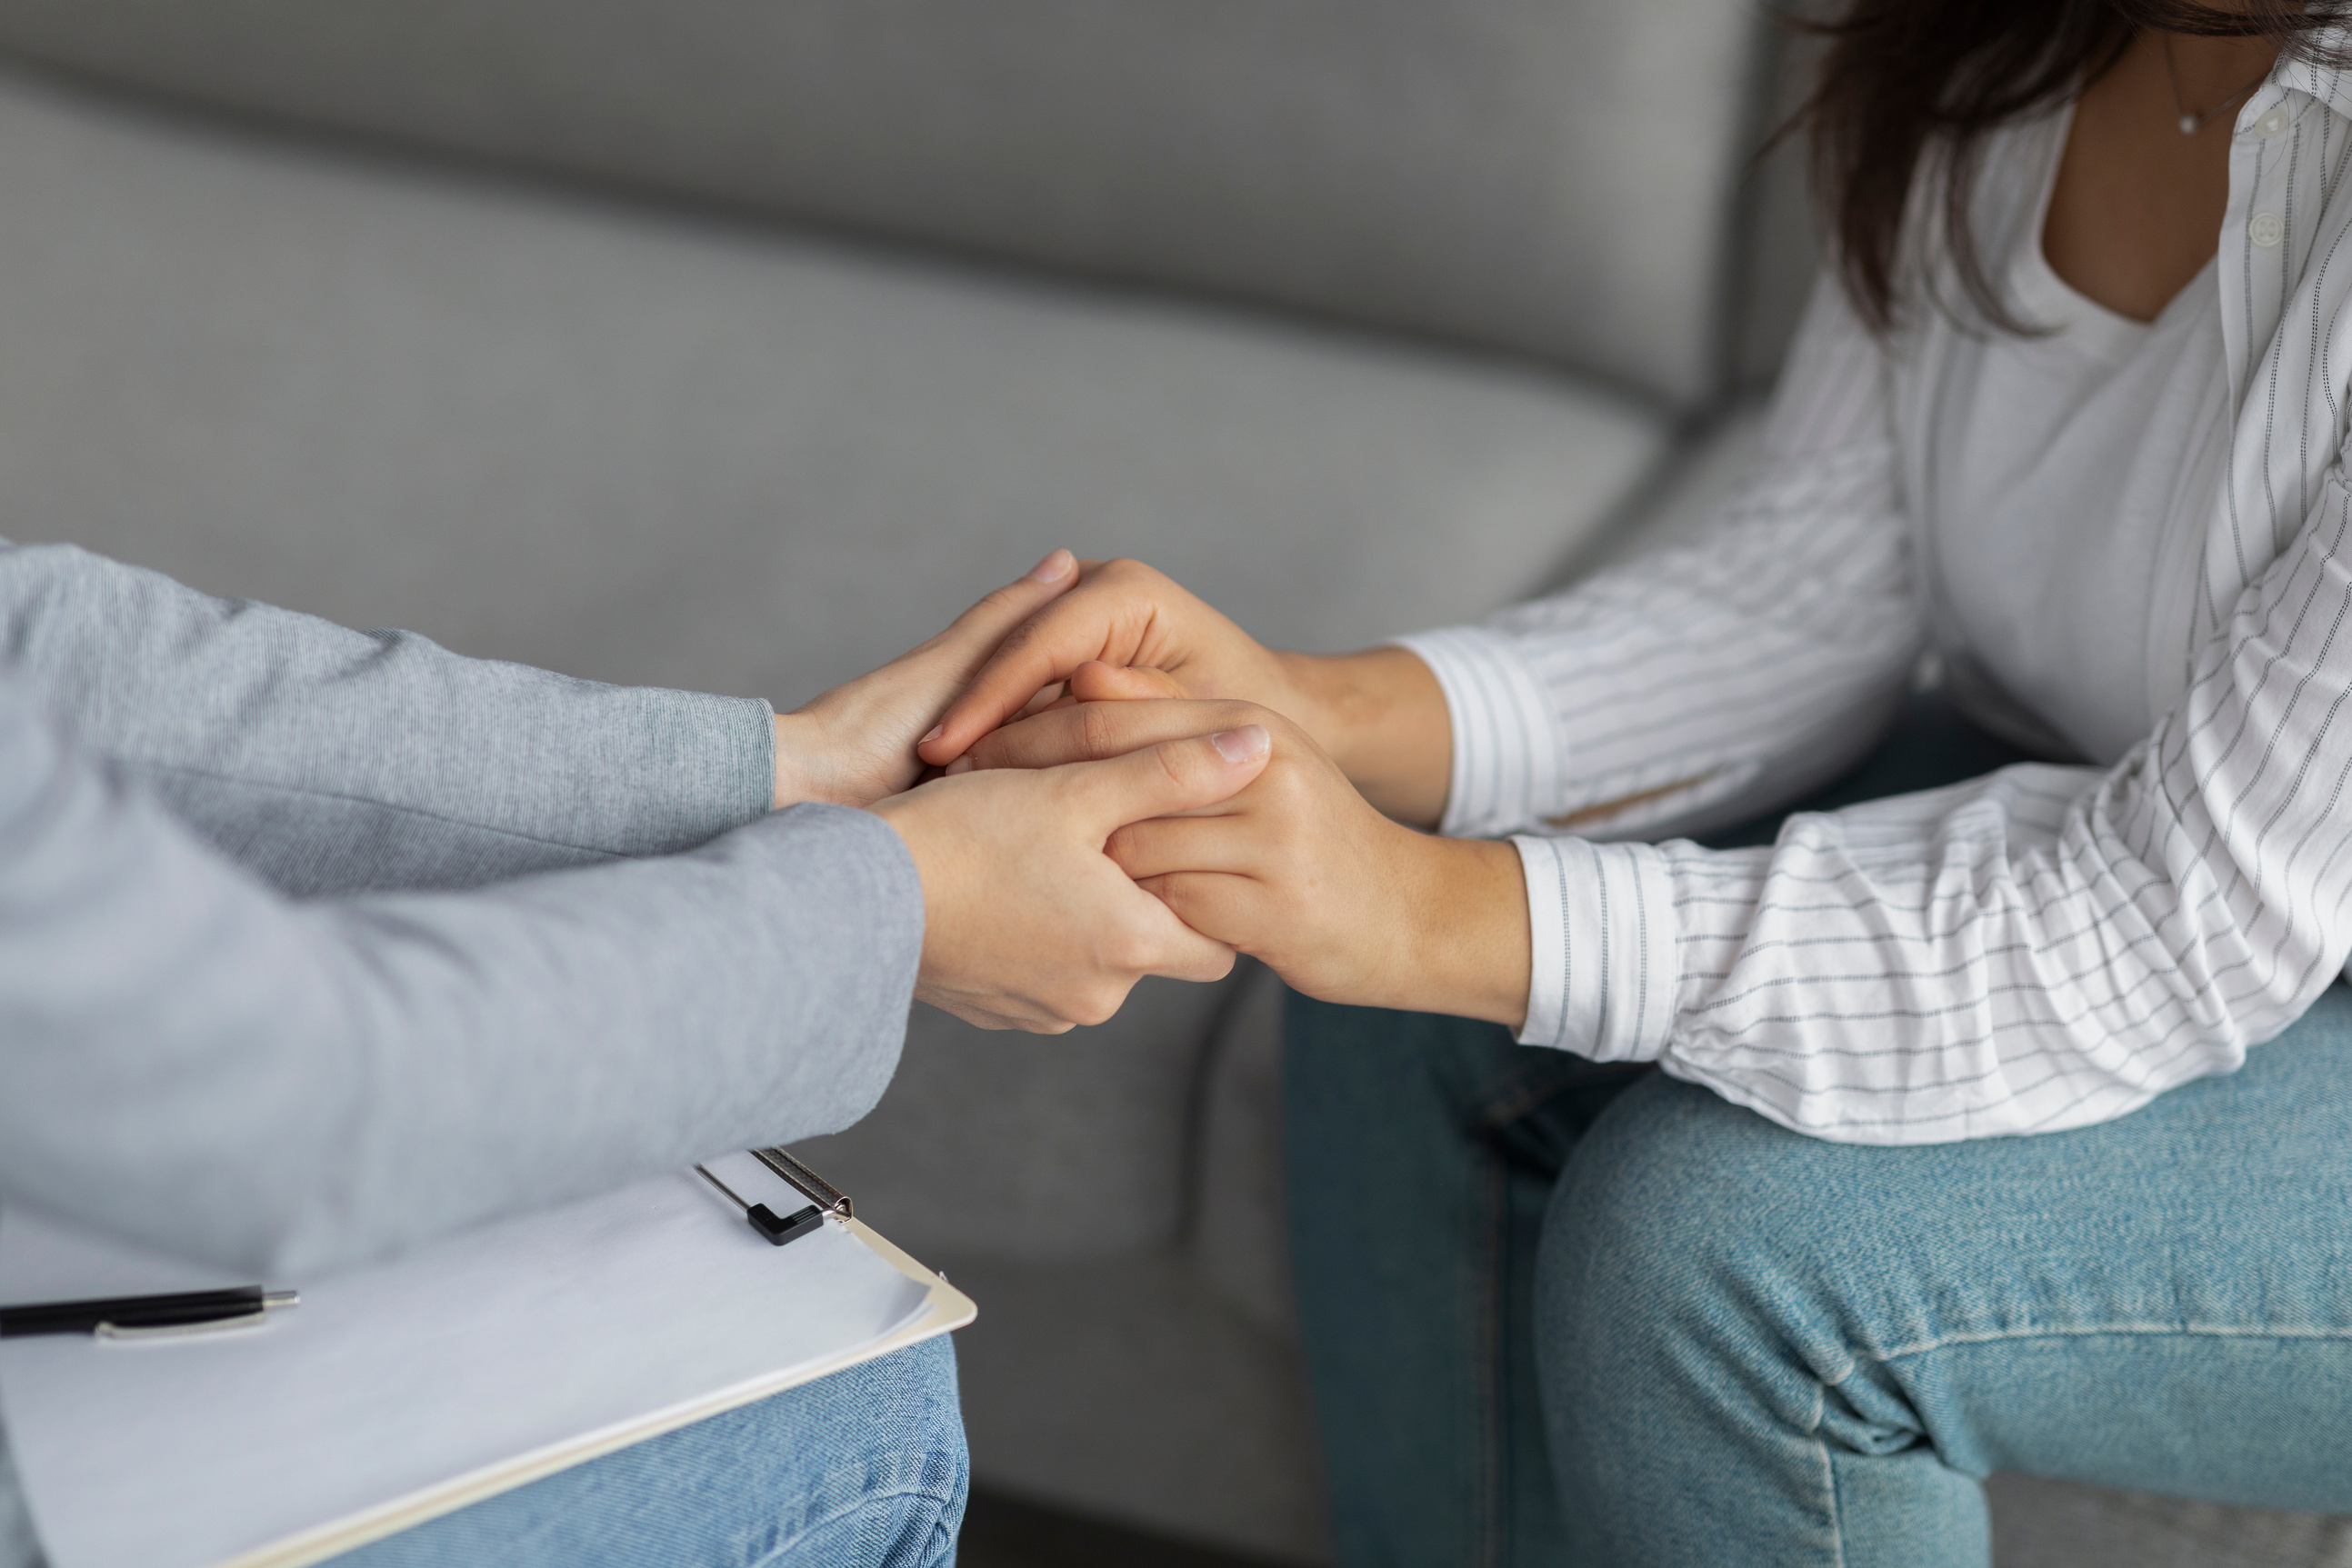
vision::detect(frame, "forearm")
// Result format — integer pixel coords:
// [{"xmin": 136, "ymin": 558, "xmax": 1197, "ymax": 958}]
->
[
  {"xmin": 0, "ymin": 542, "xmax": 776, "ymax": 894},
  {"xmin": 1277, "ymin": 637, "xmax": 1787, "ymax": 847},
  {"xmin": 0, "ymin": 711, "xmax": 922, "ymax": 1276}
]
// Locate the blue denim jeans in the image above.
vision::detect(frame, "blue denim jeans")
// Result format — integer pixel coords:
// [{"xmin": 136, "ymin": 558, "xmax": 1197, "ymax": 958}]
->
[
  {"xmin": 325, "ymin": 1337, "xmax": 966, "ymax": 1568},
  {"xmin": 1286, "ymin": 695, "xmax": 2352, "ymax": 1567}
]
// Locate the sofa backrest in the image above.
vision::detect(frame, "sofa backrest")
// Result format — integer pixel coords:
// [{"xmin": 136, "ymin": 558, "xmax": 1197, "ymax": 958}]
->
[{"xmin": 0, "ymin": 0, "xmax": 1784, "ymax": 411}]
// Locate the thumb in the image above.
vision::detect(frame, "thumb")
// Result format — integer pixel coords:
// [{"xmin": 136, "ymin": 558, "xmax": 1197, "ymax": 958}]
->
[
  {"xmin": 1062, "ymin": 724, "xmax": 1271, "ymax": 838},
  {"xmin": 910, "ymin": 549, "xmax": 1080, "ymax": 713}
]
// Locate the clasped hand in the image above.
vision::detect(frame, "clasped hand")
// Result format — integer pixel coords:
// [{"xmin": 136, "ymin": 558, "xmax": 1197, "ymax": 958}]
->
[
  {"xmin": 786, "ymin": 552, "xmax": 1530, "ymax": 1034},
  {"xmin": 956, "ymin": 664, "xmax": 1530, "ymax": 1026},
  {"xmin": 774, "ymin": 551, "xmax": 1273, "ymax": 1034}
]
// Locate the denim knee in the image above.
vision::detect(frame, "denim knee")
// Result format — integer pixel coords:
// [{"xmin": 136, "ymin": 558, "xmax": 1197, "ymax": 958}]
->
[
  {"xmin": 758, "ymin": 1335, "xmax": 970, "ymax": 1568},
  {"xmin": 333, "ymin": 1336, "xmax": 969, "ymax": 1568},
  {"xmin": 1536, "ymin": 1075, "xmax": 2001, "ymax": 1563},
  {"xmin": 1537, "ymin": 1072, "xmax": 1869, "ymax": 1436},
  {"xmin": 1535, "ymin": 1074, "xmax": 1949, "ymax": 1501}
]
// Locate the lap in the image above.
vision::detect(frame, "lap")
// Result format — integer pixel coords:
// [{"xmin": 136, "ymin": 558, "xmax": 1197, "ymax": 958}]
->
[
  {"xmin": 328, "ymin": 1338, "xmax": 966, "ymax": 1568},
  {"xmin": 1545, "ymin": 984, "xmax": 2352, "ymax": 1509},
  {"xmin": 1286, "ymin": 694, "xmax": 2352, "ymax": 1560}
]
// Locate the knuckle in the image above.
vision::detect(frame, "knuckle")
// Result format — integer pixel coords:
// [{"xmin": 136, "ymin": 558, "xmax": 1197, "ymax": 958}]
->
[
  {"xmin": 1077, "ymin": 701, "xmax": 1126, "ymax": 759},
  {"xmin": 994, "ymin": 619, "xmax": 1046, "ymax": 657},
  {"xmin": 1070, "ymin": 986, "xmax": 1124, "ymax": 1029}
]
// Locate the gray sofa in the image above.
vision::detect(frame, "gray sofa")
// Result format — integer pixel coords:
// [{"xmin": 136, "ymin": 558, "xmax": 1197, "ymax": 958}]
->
[{"xmin": 0, "ymin": 5, "xmax": 2341, "ymax": 1564}]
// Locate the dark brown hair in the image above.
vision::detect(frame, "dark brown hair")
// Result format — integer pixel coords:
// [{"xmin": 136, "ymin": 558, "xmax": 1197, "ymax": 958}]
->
[{"xmin": 1798, "ymin": 0, "xmax": 2352, "ymax": 332}]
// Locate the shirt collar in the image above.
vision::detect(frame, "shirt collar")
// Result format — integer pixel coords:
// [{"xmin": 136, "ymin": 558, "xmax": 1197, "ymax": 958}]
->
[{"xmin": 2277, "ymin": 32, "xmax": 2352, "ymax": 127}]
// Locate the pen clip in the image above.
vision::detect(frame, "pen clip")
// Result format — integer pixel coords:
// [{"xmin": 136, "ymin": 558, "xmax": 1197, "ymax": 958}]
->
[
  {"xmin": 93, "ymin": 1291, "xmax": 296, "ymax": 1343},
  {"xmin": 95, "ymin": 1310, "xmax": 271, "ymax": 1342}
]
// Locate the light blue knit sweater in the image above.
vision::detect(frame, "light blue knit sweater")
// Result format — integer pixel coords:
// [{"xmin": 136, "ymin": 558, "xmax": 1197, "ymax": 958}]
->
[{"xmin": 0, "ymin": 543, "xmax": 926, "ymax": 1565}]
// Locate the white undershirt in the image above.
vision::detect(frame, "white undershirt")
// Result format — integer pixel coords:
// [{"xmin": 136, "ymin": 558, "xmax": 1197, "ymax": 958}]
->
[{"xmin": 1923, "ymin": 105, "xmax": 2233, "ymax": 765}]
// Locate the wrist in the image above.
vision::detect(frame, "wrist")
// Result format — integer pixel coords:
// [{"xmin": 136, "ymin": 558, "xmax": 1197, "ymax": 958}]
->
[
  {"xmin": 771, "ymin": 713, "xmax": 828, "ymax": 809},
  {"xmin": 1378, "ymin": 833, "xmax": 1530, "ymax": 1030},
  {"xmin": 1282, "ymin": 648, "xmax": 1453, "ymax": 829},
  {"xmin": 1274, "ymin": 651, "xmax": 1351, "ymax": 757}
]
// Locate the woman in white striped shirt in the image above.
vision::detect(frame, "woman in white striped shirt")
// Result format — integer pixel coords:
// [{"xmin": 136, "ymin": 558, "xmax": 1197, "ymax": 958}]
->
[{"xmin": 931, "ymin": 2, "xmax": 2352, "ymax": 1562}]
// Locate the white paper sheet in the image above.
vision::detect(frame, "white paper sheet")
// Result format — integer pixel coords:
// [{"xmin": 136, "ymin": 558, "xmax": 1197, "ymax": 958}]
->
[{"xmin": 0, "ymin": 1153, "xmax": 942, "ymax": 1568}]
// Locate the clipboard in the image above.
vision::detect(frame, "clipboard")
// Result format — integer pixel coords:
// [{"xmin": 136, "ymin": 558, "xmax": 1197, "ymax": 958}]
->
[{"xmin": 0, "ymin": 1149, "xmax": 975, "ymax": 1568}]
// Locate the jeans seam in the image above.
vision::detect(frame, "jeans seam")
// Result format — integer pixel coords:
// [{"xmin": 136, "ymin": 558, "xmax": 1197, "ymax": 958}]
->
[
  {"xmin": 1806, "ymin": 1382, "xmax": 1851, "ymax": 1568},
  {"xmin": 1834, "ymin": 1321, "xmax": 2352, "ymax": 1377},
  {"xmin": 743, "ymin": 1474, "xmax": 961, "ymax": 1568}
]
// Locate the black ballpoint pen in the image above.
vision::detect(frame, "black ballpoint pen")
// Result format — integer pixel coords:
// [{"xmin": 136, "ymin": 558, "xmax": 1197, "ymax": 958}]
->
[{"xmin": 0, "ymin": 1285, "xmax": 300, "ymax": 1340}]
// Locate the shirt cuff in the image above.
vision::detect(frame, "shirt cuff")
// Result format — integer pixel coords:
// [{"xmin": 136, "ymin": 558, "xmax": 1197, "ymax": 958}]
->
[
  {"xmin": 1512, "ymin": 836, "xmax": 1678, "ymax": 1062},
  {"xmin": 1388, "ymin": 627, "xmax": 1565, "ymax": 838}
]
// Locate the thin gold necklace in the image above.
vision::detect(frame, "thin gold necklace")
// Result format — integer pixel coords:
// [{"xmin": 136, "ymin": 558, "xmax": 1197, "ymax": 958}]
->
[{"xmin": 2161, "ymin": 34, "xmax": 2271, "ymax": 135}]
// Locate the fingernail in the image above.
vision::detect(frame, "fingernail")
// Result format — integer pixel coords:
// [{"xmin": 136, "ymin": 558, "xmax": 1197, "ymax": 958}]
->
[
  {"xmin": 946, "ymin": 755, "xmax": 976, "ymax": 774},
  {"xmin": 1212, "ymin": 725, "xmax": 1269, "ymax": 763},
  {"xmin": 1026, "ymin": 548, "xmax": 1075, "ymax": 583},
  {"xmin": 919, "ymin": 723, "xmax": 944, "ymax": 745}
]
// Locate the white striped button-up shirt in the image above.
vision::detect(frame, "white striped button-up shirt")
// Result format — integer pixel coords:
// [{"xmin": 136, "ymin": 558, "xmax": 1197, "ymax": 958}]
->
[{"xmin": 1396, "ymin": 49, "xmax": 2352, "ymax": 1144}]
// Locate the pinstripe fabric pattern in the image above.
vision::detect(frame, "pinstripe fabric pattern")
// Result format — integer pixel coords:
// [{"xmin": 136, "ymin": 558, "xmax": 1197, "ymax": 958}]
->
[{"xmin": 1403, "ymin": 52, "xmax": 2352, "ymax": 1144}]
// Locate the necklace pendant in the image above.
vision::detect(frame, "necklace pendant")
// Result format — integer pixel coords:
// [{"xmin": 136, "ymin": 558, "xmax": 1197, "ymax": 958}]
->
[{"xmin": 2180, "ymin": 112, "xmax": 2201, "ymax": 135}]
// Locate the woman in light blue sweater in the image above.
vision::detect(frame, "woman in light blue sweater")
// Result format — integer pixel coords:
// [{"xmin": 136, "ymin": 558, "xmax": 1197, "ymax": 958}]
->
[{"xmin": 0, "ymin": 542, "xmax": 1269, "ymax": 1568}]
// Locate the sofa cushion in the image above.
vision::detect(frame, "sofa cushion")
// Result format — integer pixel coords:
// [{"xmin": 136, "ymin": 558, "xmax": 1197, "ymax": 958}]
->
[
  {"xmin": 1988, "ymin": 1473, "xmax": 2352, "ymax": 1568},
  {"xmin": 942, "ymin": 1250, "xmax": 1332, "ymax": 1564},
  {"xmin": 797, "ymin": 974, "xmax": 1236, "ymax": 1262},
  {"xmin": 0, "ymin": 66, "xmax": 1672, "ymax": 1256},
  {"xmin": 0, "ymin": 0, "xmax": 1772, "ymax": 408}
]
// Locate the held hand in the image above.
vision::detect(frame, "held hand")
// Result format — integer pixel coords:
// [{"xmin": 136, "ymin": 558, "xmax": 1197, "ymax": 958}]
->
[
  {"xmin": 966, "ymin": 696, "xmax": 1531, "ymax": 1025},
  {"xmin": 917, "ymin": 558, "xmax": 1311, "ymax": 766},
  {"xmin": 869, "ymin": 724, "xmax": 1273, "ymax": 1032},
  {"xmin": 921, "ymin": 560, "xmax": 1456, "ymax": 826},
  {"xmin": 941, "ymin": 662, "xmax": 1193, "ymax": 772},
  {"xmin": 770, "ymin": 550, "xmax": 1079, "ymax": 810}
]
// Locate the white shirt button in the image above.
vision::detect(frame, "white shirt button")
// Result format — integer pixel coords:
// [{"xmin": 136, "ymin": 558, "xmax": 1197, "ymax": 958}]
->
[
  {"xmin": 2253, "ymin": 105, "xmax": 2292, "ymax": 139},
  {"xmin": 2251, "ymin": 210, "xmax": 2286, "ymax": 247}
]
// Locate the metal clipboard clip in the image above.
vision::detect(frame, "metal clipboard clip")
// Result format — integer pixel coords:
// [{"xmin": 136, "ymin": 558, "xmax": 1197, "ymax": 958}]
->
[{"xmin": 693, "ymin": 1147, "xmax": 852, "ymax": 1248}]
